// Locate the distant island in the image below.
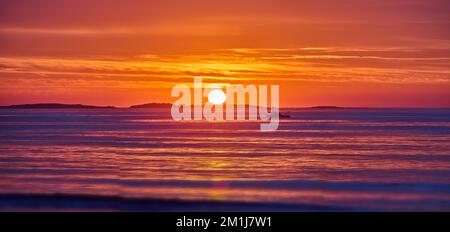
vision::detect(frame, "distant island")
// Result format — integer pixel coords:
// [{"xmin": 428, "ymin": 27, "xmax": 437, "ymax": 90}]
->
[
  {"xmin": 309, "ymin": 106, "xmax": 342, "ymax": 109},
  {"xmin": 129, "ymin": 103, "xmax": 172, "ymax": 108},
  {"xmin": 0, "ymin": 103, "xmax": 115, "ymax": 109},
  {"xmin": 0, "ymin": 103, "xmax": 174, "ymax": 109},
  {"xmin": 306, "ymin": 106, "xmax": 369, "ymax": 110}
]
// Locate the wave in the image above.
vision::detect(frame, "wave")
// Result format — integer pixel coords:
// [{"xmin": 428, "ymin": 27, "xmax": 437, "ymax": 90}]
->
[{"xmin": 0, "ymin": 193, "xmax": 356, "ymax": 212}]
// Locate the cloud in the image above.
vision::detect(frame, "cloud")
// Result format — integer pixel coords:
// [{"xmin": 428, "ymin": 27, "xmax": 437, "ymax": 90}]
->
[{"xmin": 0, "ymin": 46, "xmax": 449, "ymax": 87}]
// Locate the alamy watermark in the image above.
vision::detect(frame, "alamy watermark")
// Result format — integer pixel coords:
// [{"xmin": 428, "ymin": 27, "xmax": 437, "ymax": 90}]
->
[{"xmin": 171, "ymin": 77, "xmax": 279, "ymax": 131}]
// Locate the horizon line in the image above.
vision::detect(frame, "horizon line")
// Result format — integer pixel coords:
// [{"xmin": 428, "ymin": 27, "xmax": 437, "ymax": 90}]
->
[{"xmin": 1, "ymin": 102, "xmax": 450, "ymax": 109}]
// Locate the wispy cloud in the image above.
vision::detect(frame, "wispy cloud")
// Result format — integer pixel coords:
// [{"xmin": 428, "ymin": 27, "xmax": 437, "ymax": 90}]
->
[{"xmin": 1, "ymin": 46, "xmax": 448, "ymax": 85}]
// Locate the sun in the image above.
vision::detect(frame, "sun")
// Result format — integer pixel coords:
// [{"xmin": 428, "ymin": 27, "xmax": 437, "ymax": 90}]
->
[{"xmin": 208, "ymin": 89, "xmax": 227, "ymax": 105}]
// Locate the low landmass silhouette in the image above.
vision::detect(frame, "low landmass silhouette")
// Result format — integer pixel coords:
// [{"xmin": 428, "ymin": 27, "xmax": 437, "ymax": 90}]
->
[
  {"xmin": 307, "ymin": 106, "xmax": 369, "ymax": 110},
  {"xmin": 0, "ymin": 103, "xmax": 115, "ymax": 109},
  {"xmin": 129, "ymin": 103, "xmax": 172, "ymax": 108},
  {"xmin": 0, "ymin": 103, "xmax": 171, "ymax": 109}
]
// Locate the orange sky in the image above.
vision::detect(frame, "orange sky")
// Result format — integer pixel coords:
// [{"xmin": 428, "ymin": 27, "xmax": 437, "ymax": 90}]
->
[{"xmin": 0, "ymin": 0, "xmax": 449, "ymax": 107}]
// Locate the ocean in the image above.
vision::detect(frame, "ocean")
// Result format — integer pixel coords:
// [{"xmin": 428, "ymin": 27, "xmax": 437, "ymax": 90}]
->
[{"xmin": 0, "ymin": 108, "xmax": 449, "ymax": 211}]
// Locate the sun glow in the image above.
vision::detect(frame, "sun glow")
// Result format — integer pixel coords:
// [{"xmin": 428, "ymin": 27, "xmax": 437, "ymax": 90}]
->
[{"xmin": 208, "ymin": 89, "xmax": 227, "ymax": 105}]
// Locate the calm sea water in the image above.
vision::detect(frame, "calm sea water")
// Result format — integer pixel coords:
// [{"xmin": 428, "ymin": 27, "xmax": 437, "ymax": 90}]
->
[{"xmin": 0, "ymin": 108, "xmax": 449, "ymax": 211}]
